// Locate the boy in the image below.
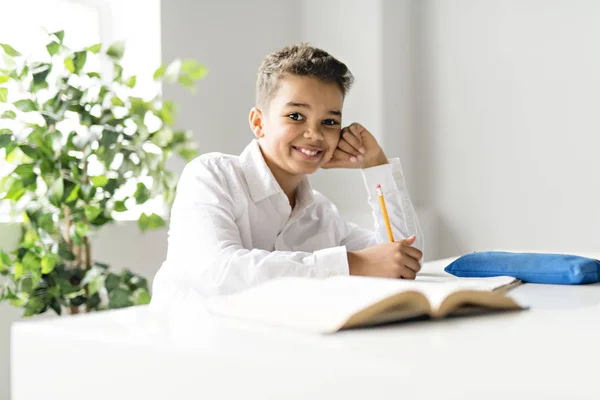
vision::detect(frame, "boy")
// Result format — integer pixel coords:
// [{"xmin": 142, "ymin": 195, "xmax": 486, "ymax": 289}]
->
[{"xmin": 151, "ymin": 44, "xmax": 423, "ymax": 304}]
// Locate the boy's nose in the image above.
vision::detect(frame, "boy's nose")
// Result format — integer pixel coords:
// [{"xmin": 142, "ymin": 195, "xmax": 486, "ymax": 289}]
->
[{"xmin": 303, "ymin": 128, "xmax": 324, "ymax": 141}]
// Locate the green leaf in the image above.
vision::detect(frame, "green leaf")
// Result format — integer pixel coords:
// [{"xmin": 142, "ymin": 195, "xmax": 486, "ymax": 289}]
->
[
  {"xmin": 111, "ymin": 96, "xmax": 124, "ymax": 107},
  {"xmin": 147, "ymin": 213, "xmax": 166, "ymax": 230},
  {"xmin": 0, "ymin": 87, "xmax": 7, "ymax": 102},
  {"xmin": 0, "ymin": 251, "xmax": 11, "ymax": 268},
  {"xmin": 108, "ymin": 287, "xmax": 133, "ymax": 309},
  {"xmin": 105, "ymin": 273, "xmax": 120, "ymax": 293},
  {"xmin": 70, "ymin": 295, "xmax": 86, "ymax": 306},
  {"xmin": 121, "ymin": 269, "xmax": 134, "ymax": 284},
  {"xmin": 38, "ymin": 213, "xmax": 55, "ymax": 233},
  {"xmin": 49, "ymin": 298, "xmax": 62, "ymax": 315},
  {"xmin": 14, "ymin": 263, "xmax": 23, "ymax": 279},
  {"xmin": 18, "ymin": 65, "xmax": 29, "ymax": 79},
  {"xmin": 82, "ymin": 267, "xmax": 105, "ymax": 296},
  {"xmin": 113, "ymin": 200, "xmax": 127, "ymax": 212},
  {"xmin": 0, "ymin": 75, "xmax": 8, "ymax": 84},
  {"xmin": 49, "ymin": 178, "xmax": 64, "ymax": 205},
  {"xmin": 87, "ymin": 43, "xmax": 102, "ymax": 54},
  {"xmin": 51, "ymin": 30, "xmax": 65, "ymax": 43},
  {"xmin": 21, "ymin": 277, "xmax": 33, "ymax": 294},
  {"xmin": 90, "ymin": 175, "xmax": 108, "ymax": 188},
  {"xmin": 46, "ymin": 41, "xmax": 60, "ymax": 56},
  {"xmin": 1, "ymin": 110, "xmax": 16, "ymax": 119},
  {"xmin": 0, "ymin": 132, "xmax": 12, "ymax": 148},
  {"xmin": 128, "ymin": 275, "xmax": 148, "ymax": 291},
  {"xmin": 0, "ymin": 43, "xmax": 21, "ymax": 57},
  {"xmin": 57, "ymin": 242, "xmax": 75, "ymax": 261},
  {"xmin": 160, "ymin": 101, "xmax": 175, "ymax": 125},
  {"xmin": 84, "ymin": 205, "xmax": 102, "ymax": 221},
  {"xmin": 73, "ymin": 51, "xmax": 87, "ymax": 72},
  {"xmin": 65, "ymin": 184, "xmax": 80, "ymax": 203},
  {"xmin": 22, "ymin": 251, "xmax": 40, "ymax": 272},
  {"xmin": 178, "ymin": 74, "xmax": 194, "ymax": 89},
  {"xmin": 178, "ymin": 147, "xmax": 198, "ymax": 162},
  {"xmin": 20, "ymin": 144, "xmax": 39, "ymax": 158},
  {"xmin": 14, "ymin": 99, "xmax": 37, "ymax": 112},
  {"xmin": 74, "ymin": 221, "xmax": 89, "ymax": 238},
  {"xmin": 181, "ymin": 59, "xmax": 208, "ymax": 80},
  {"xmin": 64, "ymin": 57, "xmax": 74, "ymax": 73},
  {"xmin": 126, "ymin": 76, "xmax": 136, "ymax": 88},
  {"xmin": 80, "ymin": 184, "xmax": 96, "ymax": 201},
  {"xmin": 134, "ymin": 182, "xmax": 150, "ymax": 204},
  {"xmin": 113, "ymin": 63, "xmax": 123, "ymax": 81},
  {"xmin": 106, "ymin": 41, "xmax": 125, "ymax": 60},
  {"xmin": 32, "ymin": 63, "xmax": 51, "ymax": 86},
  {"xmin": 4, "ymin": 179, "xmax": 26, "ymax": 201},
  {"xmin": 138, "ymin": 213, "xmax": 149, "ymax": 232},
  {"xmin": 86, "ymin": 293, "xmax": 101, "ymax": 309},
  {"xmin": 41, "ymin": 256, "xmax": 56, "ymax": 274},
  {"xmin": 133, "ymin": 288, "xmax": 151, "ymax": 305},
  {"xmin": 94, "ymin": 262, "xmax": 109, "ymax": 270},
  {"xmin": 13, "ymin": 163, "xmax": 35, "ymax": 179},
  {"xmin": 153, "ymin": 64, "xmax": 165, "ymax": 80},
  {"xmin": 23, "ymin": 229, "xmax": 39, "ymax": 245},
  {"xmin": 31, "ymin": 269, "xmax": 42, "ymax": 289},
  {"xmin": 87, "ymin": 72, "xmax": 101, "ymax": 79}
]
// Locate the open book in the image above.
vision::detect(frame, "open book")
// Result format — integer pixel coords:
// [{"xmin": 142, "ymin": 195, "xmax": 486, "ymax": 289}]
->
[{"xmin": 206, "ymin": 275, "xmax": 523, "ymax": 333}]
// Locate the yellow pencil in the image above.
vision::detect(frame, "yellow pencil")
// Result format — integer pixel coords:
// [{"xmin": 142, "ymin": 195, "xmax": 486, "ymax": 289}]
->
[{"xmin": 376, "ymin": 184, "xmax": 395, "ymax": 242}]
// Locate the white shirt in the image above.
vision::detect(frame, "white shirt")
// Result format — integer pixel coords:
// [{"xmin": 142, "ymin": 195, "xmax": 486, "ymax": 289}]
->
[{"xmin": 151, "ymin": 139, "xmax": 423, "ymax": 304}]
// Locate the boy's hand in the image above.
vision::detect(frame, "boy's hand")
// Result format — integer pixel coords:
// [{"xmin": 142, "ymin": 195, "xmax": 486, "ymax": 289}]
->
[
  {"xmin": 322, "ymin": 122, "xmax": 388, "ymax": 169},
  {"xmin": 347, "ymin": 236, "xmax": 423, "ymax": 279}
]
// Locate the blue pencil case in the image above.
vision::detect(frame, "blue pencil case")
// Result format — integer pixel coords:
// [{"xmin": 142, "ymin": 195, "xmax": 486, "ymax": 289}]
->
[{"xmin": 444, "ymin": 251, "xmax": 600, "ymax": 285}]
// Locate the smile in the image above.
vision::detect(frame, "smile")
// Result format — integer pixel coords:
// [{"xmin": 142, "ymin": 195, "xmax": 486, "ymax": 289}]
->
[{"xmin": 292, "ymin": 146, "xmax": 323, "ymax": 160}]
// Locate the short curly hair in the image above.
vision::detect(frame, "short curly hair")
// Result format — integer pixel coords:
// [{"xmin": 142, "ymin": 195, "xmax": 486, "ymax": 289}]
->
[{"xmin": 256, "ymin": 43, "xmax": 354, "ymax": 109}]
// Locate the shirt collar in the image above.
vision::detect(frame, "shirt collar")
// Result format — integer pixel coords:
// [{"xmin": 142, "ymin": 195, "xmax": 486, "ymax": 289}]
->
[{"xmin": 240, "ymin": 139, "xmax": 315, "ymax": 208}]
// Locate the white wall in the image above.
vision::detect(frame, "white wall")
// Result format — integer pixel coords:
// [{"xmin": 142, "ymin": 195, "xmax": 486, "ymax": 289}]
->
[
  {"xmin": 413, "ymin": 0, "xmax": 600, "ymax": 258},
  {"xmin": 161, "ymin": 0, "xmax": 302, "ymax": 169},
  {"xmin": 300, "ymin": 0, "xmax": 438, "ymax": 259}
]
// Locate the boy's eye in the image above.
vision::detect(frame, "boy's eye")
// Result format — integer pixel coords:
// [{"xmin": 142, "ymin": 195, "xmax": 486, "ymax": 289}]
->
[
  {"xmin": 288, "ymin": 113, "xmax": 304, "ymax": 121},
  {"xmin": 323, "ymin": 119, "xmax": 340, "ymax": 126}
]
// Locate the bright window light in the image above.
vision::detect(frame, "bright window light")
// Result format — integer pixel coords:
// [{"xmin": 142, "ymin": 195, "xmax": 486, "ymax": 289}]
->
[{"xmin": 0, "ymin": 0, "xmax": 162, "ymax": 221}]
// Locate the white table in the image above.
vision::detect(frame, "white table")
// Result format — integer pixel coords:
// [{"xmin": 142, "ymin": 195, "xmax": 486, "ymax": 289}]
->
[{"xmin": 11, "ymin": 257, "xmax": 600, "ymax": 400}]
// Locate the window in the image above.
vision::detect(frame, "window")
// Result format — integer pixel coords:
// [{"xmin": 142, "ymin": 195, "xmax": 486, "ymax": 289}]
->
[{"xmin": 0, "ymin": 0, "xmax": 162, "ymax": 221}]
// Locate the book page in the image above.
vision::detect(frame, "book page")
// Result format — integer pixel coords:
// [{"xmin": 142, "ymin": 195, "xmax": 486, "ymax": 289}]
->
[
  {"xmin": 207, "ymin": 276, "xmax": 425, "ymax": 332},
  {"xmin": 415, "ymin": 275, "xmax": 517, "ymax": 309},
  {"xmin": 206, "ymin": 275, "xmax": 516, "ymax": 332}
]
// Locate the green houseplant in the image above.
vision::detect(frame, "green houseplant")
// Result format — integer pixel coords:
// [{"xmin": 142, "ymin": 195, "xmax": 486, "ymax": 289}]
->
[{"xmin": 0, "ymin": 31, "xmax": 207, "ymax": 316}]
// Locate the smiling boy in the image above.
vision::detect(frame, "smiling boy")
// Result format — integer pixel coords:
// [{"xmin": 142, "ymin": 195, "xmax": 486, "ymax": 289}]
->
[{"xmin": 152, "ymin": 44, "xmax": 423, "ymax": 302}]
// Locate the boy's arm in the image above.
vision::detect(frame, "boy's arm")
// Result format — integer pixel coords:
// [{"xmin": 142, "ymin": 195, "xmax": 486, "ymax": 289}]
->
[
  {"xmin": 341, "ymin": 157, "xmax": 424, "ymax": 255},
  {"xmin": 160, "ymin": 159, "xmax": 349, "ymax": 297}
]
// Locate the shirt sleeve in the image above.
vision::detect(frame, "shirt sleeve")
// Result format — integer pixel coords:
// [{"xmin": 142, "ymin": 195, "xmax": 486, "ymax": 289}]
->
[
  {"xmin": 160, "ymin": 158, "xmax": 349, "ymax": 297},
  {"xmin": 340, "ymin": 158, "xmax": 424, "ymax": 256}
]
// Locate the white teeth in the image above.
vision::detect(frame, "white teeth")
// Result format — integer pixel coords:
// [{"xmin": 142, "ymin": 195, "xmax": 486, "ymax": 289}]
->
[{"xmin": 298, "ymin": 148, "xmax": 319, "ymax": 156}]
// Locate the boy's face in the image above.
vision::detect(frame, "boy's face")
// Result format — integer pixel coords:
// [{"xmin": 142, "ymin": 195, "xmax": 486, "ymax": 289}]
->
[{"xmin": 250, "ymin": 74, "xmax": 343, "ymax": 178}]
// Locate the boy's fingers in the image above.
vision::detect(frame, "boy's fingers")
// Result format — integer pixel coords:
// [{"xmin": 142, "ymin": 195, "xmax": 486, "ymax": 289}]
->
[
  {"xmin": 332, "ymin": 148, "xmax": 359, "ymax": 163},
  {"xmin": 337, "ymin": 138, "xmax": 362, "ymax": 157},
  {"xmin": 403, "ymin": 257, "xmax": 421, "ymax": 273},
  {"xmin": 345, "ymin": 126, "xmax": 366, "ymax": 154},
  {"xmin": 399, "ymin": 266, "xmax": 417, "ymax": 280},
  {"xmin": 399, "ymin": 235, "xmax": 416, "ymax": 245},
  {"xmin": 402, "ymin": 245, "xmax": 423, "ymax": 261},
  {"xmin": 341, "ymin": 129, "xmax": 363, "ymax": 154}
]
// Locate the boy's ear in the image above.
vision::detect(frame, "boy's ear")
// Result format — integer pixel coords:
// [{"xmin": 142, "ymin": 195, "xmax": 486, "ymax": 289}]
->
[{"xmin": 249, "ymin": 107, "xmax": 264, "ymax": 139}]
